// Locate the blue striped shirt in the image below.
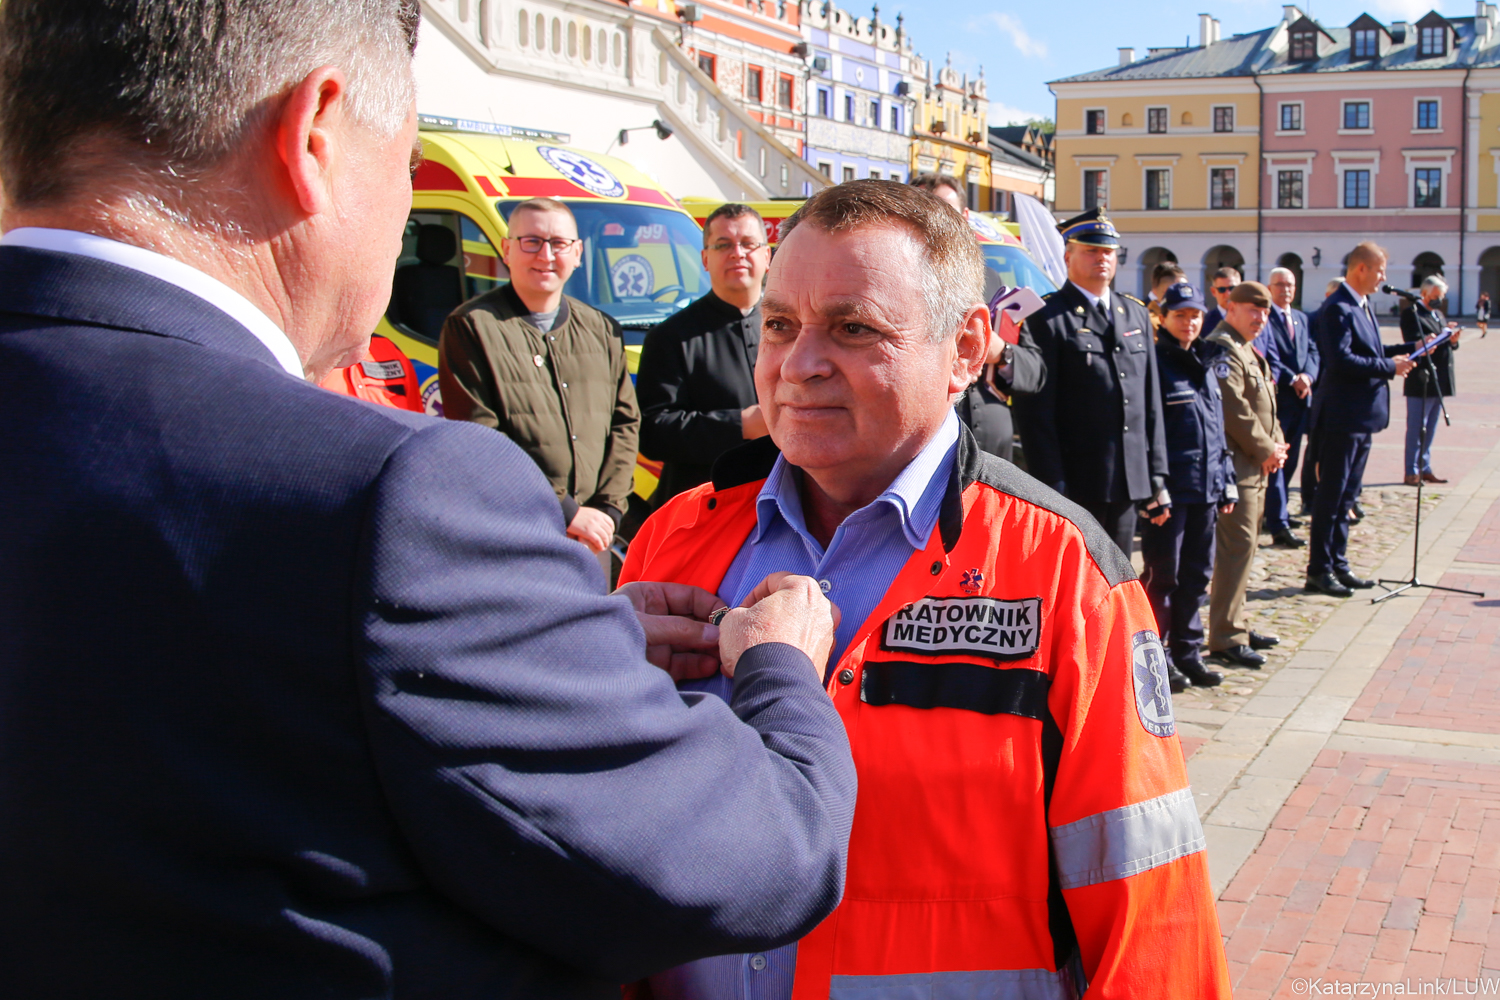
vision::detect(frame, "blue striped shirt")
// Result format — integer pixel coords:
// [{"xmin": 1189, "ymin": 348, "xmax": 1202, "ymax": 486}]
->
[{"xmin": 651, "ymin": 410, "xmax": 959, "ymax": 1000}]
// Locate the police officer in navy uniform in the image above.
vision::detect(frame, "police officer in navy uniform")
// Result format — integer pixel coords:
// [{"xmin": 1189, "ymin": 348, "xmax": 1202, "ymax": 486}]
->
[
  {"xmin": 1140, "ymin": 283, "xmax": 1231, "ymax": 692},
  {"xmin": 1012, "ymin": 208, "xmax": 1171, "ymax": 558}
]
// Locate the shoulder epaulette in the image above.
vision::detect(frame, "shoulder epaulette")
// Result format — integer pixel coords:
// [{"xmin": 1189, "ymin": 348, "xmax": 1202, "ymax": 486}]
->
[
  {"xmin": 1122, "ymin": 293, "xmax": 1146, "ymax": 306},
  {"xmin": 1041, "ymin": 290, "xmax": 1058, "ymax": 299}
]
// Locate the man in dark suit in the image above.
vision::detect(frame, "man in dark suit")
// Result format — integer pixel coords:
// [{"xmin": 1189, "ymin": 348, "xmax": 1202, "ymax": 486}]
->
[
  {"xmin": 0, "ymin": 3, "xmax": 857, "ymax": 997},
  {"xmin": 1012, "ymin": 208, "xmax": 1171, "ymax": 558},
  {"xmin": 1260, "ymin": 266, "xmax": 1320, "ymax": 548},
  {"xmin": 1305, "ymin": 243, "xmax": 1418, "ymax": 597}
]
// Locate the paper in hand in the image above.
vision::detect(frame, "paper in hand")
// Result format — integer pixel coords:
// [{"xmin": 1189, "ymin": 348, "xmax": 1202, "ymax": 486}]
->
[
  {"xmin": 989, "ymin": 286, "xmax": 1045, "ymax": 345},
  {"xmin": 1408, "ymin": 327, "xmax": 1455, "ymax": 359}
]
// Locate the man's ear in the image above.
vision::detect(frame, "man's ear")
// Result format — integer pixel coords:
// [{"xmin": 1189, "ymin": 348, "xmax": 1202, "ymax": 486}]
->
[
  {"xmin": 950, "ymin": 303, "xmax": 990, "ymax": 394},
  {"xmin": 276, "ymin": 66, "xmax": 349, "ymax": 217}
]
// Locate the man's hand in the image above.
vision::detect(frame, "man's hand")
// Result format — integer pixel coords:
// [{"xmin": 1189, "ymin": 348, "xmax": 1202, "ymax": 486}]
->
[
  {"xmin": 741, "ymin": 404, "xmax": 769, "ymax": 440},
  {"xmin": 1393, "ymin": 355, "xmax": 1416, "ymax": 377},
  {"xmin": 1219, "ymin": 502, "xmax": 1236, "ymax": 515},
  {"xmin": 615, "ymin": 581, "xmax": 725, "ymax": 681},
  {"xmin": 567, "ymin": 506, "xmax": 615, "ymax": 553},
  {"xmin": 1261, "ymin": 445, "xmax": 1288, "ymax": 476},
  {"xmin": 1293, "ymin": 373, "xmax": 1312, "ymax": 399},
  {"xmin": 720, "ymin": 572, "xmax": 839, "ymax": 680}
]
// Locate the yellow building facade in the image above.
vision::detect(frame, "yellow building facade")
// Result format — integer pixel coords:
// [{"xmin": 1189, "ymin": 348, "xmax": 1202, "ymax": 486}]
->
[{"xmin": 911, "ymin": 59, "xmax": 991, "ymax": 210}]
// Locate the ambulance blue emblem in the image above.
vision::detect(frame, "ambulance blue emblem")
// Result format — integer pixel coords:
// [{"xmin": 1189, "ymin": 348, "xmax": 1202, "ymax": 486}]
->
[
  {"xmin": 960, "ymin": 568, "xmax": 984, "ymax": 594},
  {"xmin": 538, "ymin": 146, "xmax": 626, "ymax": 198},
  {"xmin": 1131, "ymin": 630, "xmax": 1176, "ymax": 738}
]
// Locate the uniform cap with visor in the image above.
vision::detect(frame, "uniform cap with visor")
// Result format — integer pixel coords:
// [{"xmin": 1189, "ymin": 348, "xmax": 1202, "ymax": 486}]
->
[
  {"xmin": 1161, "ymin": 282, "xmax": 1207, "ymax": 313},
  {"xmin": 1057, "ymin": 207, "xmax": 1120, "ymax": 248}
]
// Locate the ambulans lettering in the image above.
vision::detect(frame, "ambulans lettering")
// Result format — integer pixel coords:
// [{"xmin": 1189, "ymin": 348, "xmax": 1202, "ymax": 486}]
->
[
  {"xmin": 881, "ymin": 596, "xmax": 1043, "ymax": 660},
  {"xmin": 360, "ymin": 359, "xmax": 407, "ymax": 381}
]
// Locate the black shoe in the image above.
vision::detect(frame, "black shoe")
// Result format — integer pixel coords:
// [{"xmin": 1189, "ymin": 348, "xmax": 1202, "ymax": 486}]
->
[
  {"xmin": 1287, "ymin": 517, "xmax": 1305, "ymax": 528},
  {"xmin": 1179, "ymin": 660, "xmax": 1224, "ymax": 687},
  {"xmin": 1167, "ymin": 665, "xmax": 1189, "ymax": 694},
  {"xmin": 1349, "ymin": 501, "xmax": 1366, "ymax": 524},
  {"xmin": 1249, "ymin": 631, "xmax": 1280, "ymax": 650},
  {"xmin": 1335, "ymin": 569, "xmax": 1375, "ymax": 590},
  {"xmin": 1210, "ymin": 644, "xmax": 1266, "ymax": 669},
  {"xmin": 1272, "ymin": 528, "xmax": 1306, "ymax": 548},
  {"xmin": 1306, "ymin": 572, "xmax": 1354, "ymax": 597}
]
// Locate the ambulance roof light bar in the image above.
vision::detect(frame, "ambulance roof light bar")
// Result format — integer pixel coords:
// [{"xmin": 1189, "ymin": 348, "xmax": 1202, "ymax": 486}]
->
[{"xmin": 418, "ymin": 113, "xmax": 571, "ymax": 144}]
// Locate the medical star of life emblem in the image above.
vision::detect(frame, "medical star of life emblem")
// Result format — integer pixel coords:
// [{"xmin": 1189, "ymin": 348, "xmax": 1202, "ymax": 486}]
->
[
  {"xmin": 960, "ymin": 568, "xmax": 984, "ymax": 594},
  {"xmin": 1131, "ymin": 630, "xmax": 1176, "ymax": 739}
]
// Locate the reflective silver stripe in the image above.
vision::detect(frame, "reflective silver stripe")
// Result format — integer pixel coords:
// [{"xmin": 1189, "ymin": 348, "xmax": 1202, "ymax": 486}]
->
[
  {"xmin": 1050, "ymin": 786, "xmax": 1206, "ymax": 890},
  {"xmin": 829, "ymin": 968, "xmax": 1078, "ymax": 999}
]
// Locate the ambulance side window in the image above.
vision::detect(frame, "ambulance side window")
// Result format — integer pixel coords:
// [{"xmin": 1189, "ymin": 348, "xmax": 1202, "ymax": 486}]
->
[{"xmin": 387, "ymin": 210, "xmax": 505, "ymax": 345}]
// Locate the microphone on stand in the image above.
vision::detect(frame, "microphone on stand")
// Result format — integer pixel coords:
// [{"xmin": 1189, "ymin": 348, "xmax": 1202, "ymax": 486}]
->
[{"xmin": 1381, "ymin": 283, "xmax": 1420, "ymax": 301}]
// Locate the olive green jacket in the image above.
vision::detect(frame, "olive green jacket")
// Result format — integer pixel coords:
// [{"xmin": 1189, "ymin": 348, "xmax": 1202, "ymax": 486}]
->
[
  {"xmin": 438, "ymin": 284, "xmax": 639, "ymax": 523},
  {"xmin": 1206, "ymin": 322, "xmax": 1284, "ymax": 488}
]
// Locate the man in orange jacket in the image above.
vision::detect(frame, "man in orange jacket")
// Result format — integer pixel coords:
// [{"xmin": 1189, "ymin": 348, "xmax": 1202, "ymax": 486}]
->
[
  {"xmin": 621, "ymin": 181, "xmax": 1230, "ymax": 999},
  {"xmin": 318, "ymin": 333, "xmax": 424, "ymax": 412}
]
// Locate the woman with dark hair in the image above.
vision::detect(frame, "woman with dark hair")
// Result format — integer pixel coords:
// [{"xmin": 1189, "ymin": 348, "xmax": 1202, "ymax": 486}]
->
[{"xmin": 1477, "ymin": 292, "xmax": 1490, "ymax": 339}]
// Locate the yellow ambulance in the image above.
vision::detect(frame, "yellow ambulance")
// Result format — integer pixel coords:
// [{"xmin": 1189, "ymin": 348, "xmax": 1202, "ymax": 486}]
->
[{"xmin": 381, "ymin": 115, "xmax": 712, "ymax": 500}]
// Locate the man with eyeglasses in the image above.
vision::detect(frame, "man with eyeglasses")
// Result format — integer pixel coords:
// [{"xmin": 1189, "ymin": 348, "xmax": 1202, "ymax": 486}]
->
[
  {"xmin": 635, "ymin": 204, "xmax": 772, "ymax": 507},
  {"xmin": 1203, "ymin": 266, "xmax": 1240, "ymax": 335},
  {"xmin": 440, "ymin": 197, "xmax": 640, "ymax": 558}
]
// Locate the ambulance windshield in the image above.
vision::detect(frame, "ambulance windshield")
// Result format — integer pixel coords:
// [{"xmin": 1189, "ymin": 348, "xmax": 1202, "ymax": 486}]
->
[
  {"xmin": 981, "ymin": 243, "xmax": 1058, "ymax": 297},
  {"xmin": 498, "ymin": 200, "xmax": 711, "ymax": 338}
]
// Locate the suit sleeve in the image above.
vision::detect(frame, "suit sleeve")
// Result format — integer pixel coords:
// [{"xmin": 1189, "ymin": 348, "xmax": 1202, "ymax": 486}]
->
[
  {"xmin": 585, "ymin": 322, "xmax": 640, "ymax": 518},
  {"xmin": 1216, "ymin": 354, "xmax": 1278, "ymax": 466},
  {"xmin": 1006, "ymin": 324, "xmax": 1048, "ymax": 396},
  {"xmin": 1323, "ymin": 304, "xmax": 1398, "ymax": 380},
  {"xmin": 635, "ymin": 327, "xmax": 747, "ymax": 464},
  {"xmin": 1262, "ymin": 319, "xmax": 1290, "ymax": 388},
  {"xmin": 1047, "ymin": 566, "xmax": 1230, "ymax": 997},
  {"xmin": 1011, "ymin": 315, "xmax": 1065, "ymax": 491},
  {"xmin": 1302, "ymin": 313, "xmax": 1320, "ymax": 384},
  {"xmin": 353, "ymin": 422, "xmax": 856, "ymax": 982}
]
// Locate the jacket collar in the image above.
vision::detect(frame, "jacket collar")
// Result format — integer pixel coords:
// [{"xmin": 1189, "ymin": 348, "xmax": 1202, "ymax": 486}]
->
[
  {"xmin": 501, "ymin": 282, "xmax": 572, "ymax": 329},
  {"xmin": 0, "ymin": 245, "xmax": 290, "ymax": 372},
  {"xmin": 709, "ymin": 419, "xmax": 978, "ymax": 555}
]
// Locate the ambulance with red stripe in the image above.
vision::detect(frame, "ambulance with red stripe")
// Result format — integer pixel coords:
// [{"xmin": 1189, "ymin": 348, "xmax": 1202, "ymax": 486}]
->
[{"xmin": 379, "ymin": 115, "xmax": 712, "ymax": 500}]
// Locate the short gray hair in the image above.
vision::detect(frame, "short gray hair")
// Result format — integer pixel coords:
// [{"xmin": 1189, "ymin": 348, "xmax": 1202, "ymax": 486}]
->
[
  {"xmin": 781, "ymin": 179, "xmax": 985, "ymax": 342},
  {"xmin": 1421, "ymin": 274, "xmax": 1449, "ymax": 295},
  {"xmin": 1268, "ymin": 266, "xmax": 1296, "ymax": 283},
  {"xmin": 0, "ymin": 0, "xmax": 420, "ymax": 207}
]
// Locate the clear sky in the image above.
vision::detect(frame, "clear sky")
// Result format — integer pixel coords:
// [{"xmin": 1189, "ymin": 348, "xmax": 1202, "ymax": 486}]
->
[{"xmin": 883, "ymin": 0, "xmax": 1465, "ymax": 127}]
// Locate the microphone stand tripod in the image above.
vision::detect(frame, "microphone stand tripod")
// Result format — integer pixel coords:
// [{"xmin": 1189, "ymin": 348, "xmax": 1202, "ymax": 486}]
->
[{"xmin": 1372, "ymin": 328, "xmax": 1485, "ymax": 605}]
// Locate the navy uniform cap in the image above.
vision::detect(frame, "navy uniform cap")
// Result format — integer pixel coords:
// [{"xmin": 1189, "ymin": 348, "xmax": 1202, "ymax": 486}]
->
[
  {"xmin": 1057, "ymin": 207, "xmax": 1120, "ymax": 248},
  {"xmin": 1161, "ymin": 281, "xmax": 1207, "ymax": 313}
]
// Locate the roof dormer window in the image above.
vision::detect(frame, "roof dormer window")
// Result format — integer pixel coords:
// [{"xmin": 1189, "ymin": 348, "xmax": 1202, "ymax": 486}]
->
[
  {"xmin": 1290, "ymin": 30, "xmax": 1317, "ymax": 60},
  {"xmin": 1352, "ymin": 28, "xmax": 1378, "ymax": 58},
  {"xmin": 1418, "ymin": 24, "xmax": 1445, "ymax": 56}
]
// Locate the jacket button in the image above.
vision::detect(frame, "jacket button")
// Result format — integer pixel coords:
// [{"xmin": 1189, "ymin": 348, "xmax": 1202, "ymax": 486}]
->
[
  {"xmin": 750, "ymin": 954, "xmax": 767, "ymax": 971},
  {"xmin": 930, "ymin": 560, "xmax": 942, "ymax": 575},
  {"xmin": 838, "ymin": 669, "xmax": 855, "ymax": 685},
  {"xmin": 707, "ymin": 497, "xmax": 717, "ymax": 510}
]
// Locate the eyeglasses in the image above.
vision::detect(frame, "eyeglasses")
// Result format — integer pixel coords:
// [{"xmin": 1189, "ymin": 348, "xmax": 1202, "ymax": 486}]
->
[
  {"xmin": 1213, "ymin": 285, "xmax": 1234, "ymax": 294},
  {"xmin": 707, "ymin": 240, "xmax": 768, "ymax": 254},
  {"xmin": 510, "ymin": 235, "xmax": 579, "ymax": 254}
]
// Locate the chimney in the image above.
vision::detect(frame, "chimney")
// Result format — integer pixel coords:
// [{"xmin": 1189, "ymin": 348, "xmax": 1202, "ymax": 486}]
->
[
  {"xmin": 1392, "ymin": 20, "xmax": 1408, "ymax": 43},
  {"xmin": 1119, "ymin": 46, "xmax": 1136, "ymax": 65},
  {"xmin": 1480, "ymin": 1, "xmax": 1492, "ymax": 40},
  {"xmin": 1282, "ymin": 4, "xmax": 1301, "ymax": 23},
  {"xmin": 1214, "ymin": 17, "xmax": 1222, "ymax": 43},
  {"xmin": 1200, "ymin": 12, "xmax": 1215, "ymax": 46}
]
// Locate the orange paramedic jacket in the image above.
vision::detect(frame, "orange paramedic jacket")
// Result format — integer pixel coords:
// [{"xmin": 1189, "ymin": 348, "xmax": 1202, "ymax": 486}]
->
[
  {"xmin": 318, "ymin": 335, "xmax": 423, "ymax": 413},
  {"xmin": 620, "ymin": 431, "xmax": 1230, "ymax": 999}
]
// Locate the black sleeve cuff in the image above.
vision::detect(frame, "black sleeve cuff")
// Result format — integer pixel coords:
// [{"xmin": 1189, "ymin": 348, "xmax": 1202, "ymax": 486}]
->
[{"xmin": 559, "ymin": 495, "xmax": 580, "ymax": 525}]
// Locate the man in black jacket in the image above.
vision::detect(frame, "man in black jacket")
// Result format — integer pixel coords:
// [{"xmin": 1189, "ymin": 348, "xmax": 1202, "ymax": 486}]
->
[
  {"xmin": 1399, "ymin": 275, "xmax": 1459, "ymax": 485},
  {"xmin": 636, "ymin": 204, "xmax": 772, "ymax": 507}
]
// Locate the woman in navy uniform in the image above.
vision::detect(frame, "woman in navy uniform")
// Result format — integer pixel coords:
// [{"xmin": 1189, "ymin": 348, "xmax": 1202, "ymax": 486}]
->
[{"xmin": 1140, "ymin": 283, "xmax": 1234, "ymax": 691}]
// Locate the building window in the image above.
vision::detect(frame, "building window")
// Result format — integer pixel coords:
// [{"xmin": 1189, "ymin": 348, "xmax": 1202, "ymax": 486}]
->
[
  {"xmin": 1210, "ymin": 168, "xmax": 1236, "ymax": 209},
  {"xmin": 1213, "ymin": 106, "xmax": 1234, "ymax": 133},
  {"xmin": 746, "ymin": 66, "xmax": 763, "ymax": 103},
  {"xmin": 1343, "ymin": 101, "xmax": 1371, "ymax": 130},
  {"xmin": 1417, "ymin": 99, "xmax": 1439, "ymax": 129},
  {"xmin": 1147, "ymin": 107, "xmax": 1167, "ymax": 133},
  {"xmin": 1415, "ymin": 167, "xmax": 1442, "ymax": 207},
  {"xmin": 777, "ymin": 74, "xmax": 794, "ymax": 110},
  {"xmin": 842, "ymin": 165, "xmax": 856, "ymax": 182},
  {"xmin": 1344, "ymin": 169, "xmax": 1371, "ymax": 208},
  {"xmin": 1419, "ymin": 25, "xmax": 1446, "ymax": 58},
  {"xmin": 1083, "ymin": 169, "xmax": 1108, "ymax": 210},
  {"xmin": 845, "ymin": 93, "xmax": 854, "ymax": 122},
  {"xmin": 1085, "ymin": 109, "xmax": 1105, "ymax": 134},
  {"xmin": 818, "ymin": 162, "xmax": 832, "ymax": 178},
  {"xmin": 817, "ymin": 88, "xmax": 830, "ymax": 117},
  {"xmin": 1352, "ymin": 28, "xmax": 1378, "ymax": 58},
  {"xmin": 869, "ymin": 169, "xmax": 881, "ymax": 180},
  {"xmin": 870, "ymin": 99, "xmax": 880, "ymax": 124},
  {"xmin": 1277, "ymin": 170, "xmax": 1304, "ymax": 209},
  {"xmin": 697, "ymin": 52, "xmax": 716, "ymax": 79},
  {"xmin": 1290, "ymin": 30, "xmax": 1316, "ymax": 61},
  {"xmin": 967, "ymin": 180, "xmax": 978, "ymax": 210},
  {"xmin": 890, "ymin": 106, "xmax": 901, "ymax": 132},
  {"xmin": 1145, "ymin": 169, "xmax": 1170, "ymax": 210},
  {"xmin": 1280, "ymin": 102, "xmax": 1303, "ymax": 131}
]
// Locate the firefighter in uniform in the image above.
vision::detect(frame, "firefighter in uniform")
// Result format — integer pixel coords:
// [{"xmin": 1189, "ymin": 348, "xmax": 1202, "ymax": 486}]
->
[
  {"xmin": 1012, "ymin": 209, "xmax": 1171, "ymax": 559},
  {"xmin": 318, "ymin": 333, "xmax": 424, "ymax": 413},
  {"xmin": 622, "ymin": 182, "xmax": 1230, "ymax": 1000}
]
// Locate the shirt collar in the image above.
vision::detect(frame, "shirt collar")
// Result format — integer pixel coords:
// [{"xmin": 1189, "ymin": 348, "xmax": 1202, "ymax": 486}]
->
[
  {"xmin": 1069, "ymin": 280, "xmax": 1109, "ymax": 312},
  {"xmin": 753, "ymin": 409, "xmax": 960, "ymax": 553},
  {"xmin": 1341, "ymin": 280, "xmax": 1367, "ymax": 308},
  {"xmin": 0, "ymin": 227, "xmax": 303, "ymax": 378}
]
